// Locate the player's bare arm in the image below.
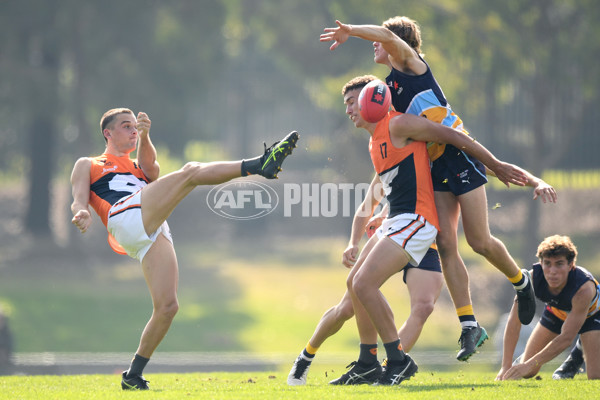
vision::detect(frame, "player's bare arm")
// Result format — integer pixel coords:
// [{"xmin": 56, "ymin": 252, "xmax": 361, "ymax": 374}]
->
[
  {"xmin": 487, "ymin": 167, "xmax": 557, "ymax": 203},
  {"xmin": 388, "ymin": 113, "xmax": 528, "ymax": 187},
  {"xmin": 525, "ymin": 173, "xmax": 557, "ymax": 203},
  {"xmin": 496, "ymin": 297, "xmax": 522, "ymax": 380},
  {"xmin": 70, "ymin": 157, "xmax": 93, "ymax": 233},
  {"xmin": 320, "ymin": 20, "xmax": 425, "ymax": 74},
  {"xmin": 342, "ymin": 174, "xmax": 383, "ymax": 268},
  {"xmin": 504, "ymin": 282, "xmax": 595, "ymax": 380},
  {"xmin": 135, "ymin": 112, "xmax": 160, "ymax": 182}
]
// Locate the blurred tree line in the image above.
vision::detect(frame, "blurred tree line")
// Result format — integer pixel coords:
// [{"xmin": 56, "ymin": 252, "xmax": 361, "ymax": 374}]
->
[{"xmin": 0, "ymin": 0, "xmax": 599, "ymax": 258}]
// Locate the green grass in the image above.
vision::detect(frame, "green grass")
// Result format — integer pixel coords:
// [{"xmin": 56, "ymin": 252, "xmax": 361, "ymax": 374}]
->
[
  {"xmin": 0, "ymin": 236, "xmax": 463, "ymax": 353},
  {"xmin": 0, "ymin": 369, "xmax": 597, "ymax": 400}
]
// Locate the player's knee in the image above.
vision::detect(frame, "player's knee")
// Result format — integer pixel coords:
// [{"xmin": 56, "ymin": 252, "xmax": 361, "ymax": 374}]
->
[
  {"xmin": 336, "ymin": 301, "xmax": 355, "ymax": 321},
  {"xmin": 155, "ymin": 299, "xmax": 179, "ymax": 320},
  {"xmin": 411, "ymin": 300, "xmax": 435, "ymax": 321},
  {"xmin": 346, "ymin": 274, "xmax": 354, "ymax": 292},
  {"xmin": 182, "ymin": 161, "xmax": 207, "ymax": 183},
  {"xmin": 435, "ymin": 233, "xmax": 457, "ymax": 258},
  {"xmin": 182, "ymin": 161, "xmax": 202, "ymax": 172},
  {"xmin": 467, "ymin": 236, "xmax": 493, "ymax": 256},
  {"xmin": 351, "ymin": 275, "xmax": 371, "ymax": 301}
]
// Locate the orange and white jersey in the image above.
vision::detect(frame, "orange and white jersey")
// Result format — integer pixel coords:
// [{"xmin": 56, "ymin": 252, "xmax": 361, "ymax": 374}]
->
[
  {"xmin": 369, "ymin": 112, "xmax": 439, "ymax": 231},
  {"xmin": 88, "ymin": 153, "xmax": 149, "ymax": 227}
]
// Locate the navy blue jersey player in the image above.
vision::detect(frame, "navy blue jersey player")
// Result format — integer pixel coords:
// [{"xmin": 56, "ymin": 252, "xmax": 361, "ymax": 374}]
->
[{"xmin": 497, "ymin": 235, "xmax": 599, "ymax": 380}]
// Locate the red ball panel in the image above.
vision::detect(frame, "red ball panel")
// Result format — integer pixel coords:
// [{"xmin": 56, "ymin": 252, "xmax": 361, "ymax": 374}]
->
[{"xmin": 358, "ymin": 80, "xmax": 392, "ymax": 123}]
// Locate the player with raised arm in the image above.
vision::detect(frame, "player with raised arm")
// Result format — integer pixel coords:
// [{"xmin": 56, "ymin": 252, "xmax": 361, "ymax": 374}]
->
[
  {"xmin": 321, "ymin": 17, "xmax": 557, "ymax": 361},
  {"xmin": 71, "ymin": 108, "xmax": 298, "ymax": 390}
]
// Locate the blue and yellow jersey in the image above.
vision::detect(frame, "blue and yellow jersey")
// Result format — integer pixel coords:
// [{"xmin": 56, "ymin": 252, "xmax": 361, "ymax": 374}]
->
[
  {"xmin": 386, "ymin": 57, "xmax": 469, "ymax": 161},
  {"xmin": 532, "ymin": 263, "xmax": 600, "ymax": 321}
]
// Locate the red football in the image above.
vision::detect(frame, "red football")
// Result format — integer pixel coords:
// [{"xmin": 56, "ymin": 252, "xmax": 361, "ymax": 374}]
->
[{"xmin": 358, "ymin": 79, "xmax": 392, "ymax": 123}]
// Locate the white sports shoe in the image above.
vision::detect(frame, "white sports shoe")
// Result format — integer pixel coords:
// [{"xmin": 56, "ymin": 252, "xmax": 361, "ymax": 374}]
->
[{"xmin": 287, "ymin": 353, "xmax": 313, "ymax": 386}]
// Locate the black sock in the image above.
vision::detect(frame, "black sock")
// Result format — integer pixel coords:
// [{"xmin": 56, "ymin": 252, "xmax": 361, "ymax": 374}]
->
[
  {"xmin": 384, "ymin": 340, "xmax": 406, "ymax": 362},
  {"xmin": 241, "ymin": 156, "xmax": 262, "ymax": 176},
  {"xmin": 358, "ymin": 343, "xmax": 378, "ymax": 365},
  {"xmin": 127, "ymin": 354, "xmax": 150, "ymax": 377}
]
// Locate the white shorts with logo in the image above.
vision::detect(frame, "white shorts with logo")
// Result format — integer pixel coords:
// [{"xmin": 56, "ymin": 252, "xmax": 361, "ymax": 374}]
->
[
  {"xmin": 106, "ymin": 190, "xmax": 173, "ymax": 262},
  {"xmin": 376, "ymin": 213, "xmax": 438, "ymax": 266}
]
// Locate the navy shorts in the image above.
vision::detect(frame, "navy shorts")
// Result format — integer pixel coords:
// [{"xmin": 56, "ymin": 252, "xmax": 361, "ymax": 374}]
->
[
  {"xmin": 402, "ymin": 247, "xmax": 442, "ymax": 284},
  {"xmin": 539, "ymin": 307, "xmax": 600, "ymax": 334},
  {"xmin": 431, "ymin": 144, "xmax": 488, "ymax": 195}
]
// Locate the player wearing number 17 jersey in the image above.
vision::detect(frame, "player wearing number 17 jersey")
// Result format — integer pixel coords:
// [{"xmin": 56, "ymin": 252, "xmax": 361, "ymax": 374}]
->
[
  {"xmin": 327, "ymin": 75, "xmax": 528, "ymax": 385},
  {"xmin": 320, "ymin": 17, "xmax": 558, "ymax": 362},
  {"xmin": 368, "ymin": 111, "xmax": 438, "ymax": 236}
]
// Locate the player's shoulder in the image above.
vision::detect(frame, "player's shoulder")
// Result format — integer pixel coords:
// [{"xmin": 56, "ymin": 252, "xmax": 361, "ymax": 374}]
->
[{"xmin": 73, "ymin": 156, "xmax": 93, "ymax": 170}]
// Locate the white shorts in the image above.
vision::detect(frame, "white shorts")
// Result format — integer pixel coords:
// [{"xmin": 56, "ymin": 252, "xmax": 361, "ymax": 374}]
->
[
  {"xmin": 106, "ymin": 191, "xmax": 173, "ymax": 262},
  {"xmin": 376, "ymin": 213, "xmax": 438, "ymax": 266}
]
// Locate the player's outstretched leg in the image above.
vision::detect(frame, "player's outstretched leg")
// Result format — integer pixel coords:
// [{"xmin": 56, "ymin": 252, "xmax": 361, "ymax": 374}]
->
[
  {"xmin": 457, "ymin": 323, "xmax": 489, "ymax": 361},
  {"xmin": 242, "ymin": 131, "xmax": 299, "ymax": 179}
]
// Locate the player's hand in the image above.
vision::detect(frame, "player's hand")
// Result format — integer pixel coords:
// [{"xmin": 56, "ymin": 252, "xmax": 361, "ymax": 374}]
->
[
  {"xmin": 136, "ymin": 112, "xmax": 151, "ymax": 139},
  {"xmin": 491, "ymin": 161, "xmax": 528, "ymax": 188},
  {"xmin": 342, "ymin": 244, "xmax": 359, "ymax": 268},
  {"xmin": 320, "ymin": 20, "xmax": 352, "ymax": 51},
  {"xmin": 365, "ymin": 215, "xmax": 384, "ymax": 238},
  {"xmin": 533, "ymin": 180, "xmax": 557, "ymax": 203},
  {"xmin": 495, "ymin": 367, "xmax": 507, "ymax": 381},
  {"xmin": 502, "ymin": 361, "xmax": 535, "ymax": 380},
  {"xmin": 72, "ymin": 209, "xmax": 92, "ymax": 233}
]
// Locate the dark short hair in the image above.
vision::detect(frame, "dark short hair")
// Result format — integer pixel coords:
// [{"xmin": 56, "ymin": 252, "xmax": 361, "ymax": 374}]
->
[
  {"xmin": 536, "ymin": 235, "xmax": 578, "ymax": 265},
  {"xmin": 342, "ymin": 75, "xmax": 378, "ymax": 96}
]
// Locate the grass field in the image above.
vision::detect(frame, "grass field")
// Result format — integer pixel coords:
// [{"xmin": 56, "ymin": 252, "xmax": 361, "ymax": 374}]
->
[
  {"xmin": 0, "ymin": 368, "xmax": 597, "ymax": 400},
  {"xmin": 0, "ymin": 236, "xmax": 477, "ymax": 354}
]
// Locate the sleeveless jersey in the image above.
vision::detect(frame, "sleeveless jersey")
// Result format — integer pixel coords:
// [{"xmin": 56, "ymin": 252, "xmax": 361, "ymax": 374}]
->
[
  {"xmin": 369, "ymin": 112, "xmax": 439, "ymax": 230},
  {"xmin": 88, "ymin": 153, "xmax": 149, "ymax": 227},
  {"xmin": 533, "ymin": 263, "xmax": 600, "ymax": 321},
  {"xmin": 385, "ymin": 57, "xmax": 468, "ymax": 161}
]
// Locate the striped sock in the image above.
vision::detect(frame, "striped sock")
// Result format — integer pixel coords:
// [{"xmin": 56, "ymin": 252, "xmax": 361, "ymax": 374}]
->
[
  {"xmin": 303, "ymin": 342, "xmax": 318, "ymax": 359},
  {"xmin": 509, "ymin": 270, "xmax": 529, "ymax": 290},
  {"xmin": 457, "ymin": 305, "xmax": 478, "ymax": 329}
]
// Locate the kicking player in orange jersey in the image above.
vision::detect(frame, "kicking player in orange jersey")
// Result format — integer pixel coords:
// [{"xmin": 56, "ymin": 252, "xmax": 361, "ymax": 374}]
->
[{"xmin": 70, "ymin": 108, "xmax": 298, "ymax": 390}]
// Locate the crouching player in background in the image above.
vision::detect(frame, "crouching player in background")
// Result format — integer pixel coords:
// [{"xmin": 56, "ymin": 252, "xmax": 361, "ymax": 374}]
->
[{"xmin": 497, "ymin": 235, "xmax": 600, "ymax": 380}]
